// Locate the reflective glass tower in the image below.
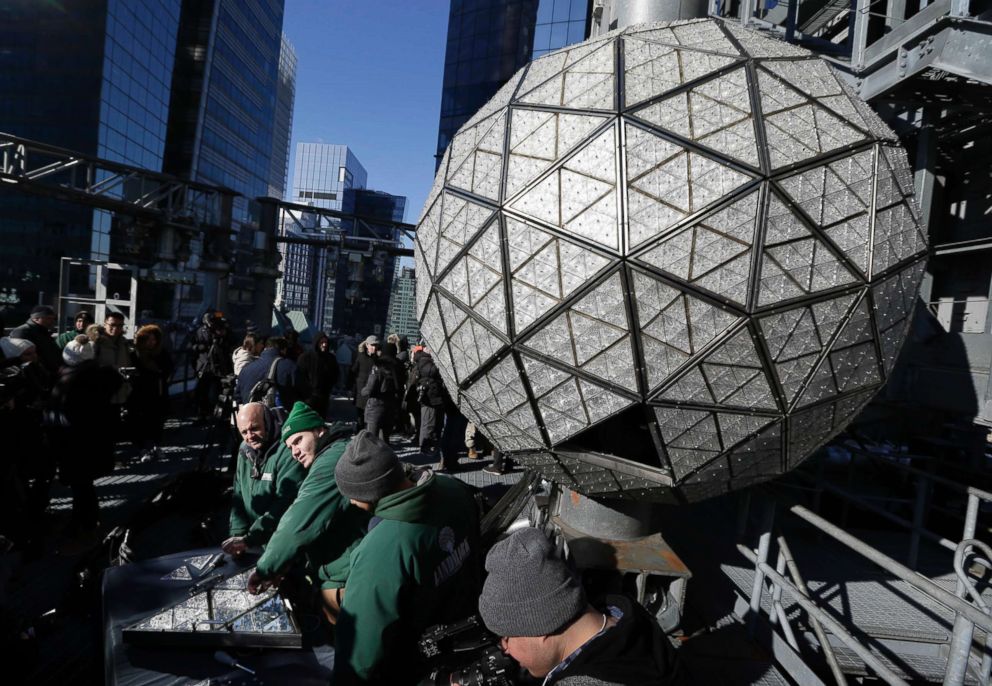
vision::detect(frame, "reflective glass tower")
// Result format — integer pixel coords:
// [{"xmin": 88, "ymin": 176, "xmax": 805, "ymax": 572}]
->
[
  {"xmin": 0, "ymin": 0, "xmax": 181, "ymax": 316},
  {"xmin": 435, "ymin": 0, "xmax": 540, "ymax": 169},
  {"xmin": 532, "ymin": 0, "xmax": 590, "ymax": 59},
  {"xmin": 435, "ymin": 0, "xmax": 592, "ymax": 168},
  {"xmin": 278, "ymin": 143, "xmax": 367, "ymax": 330},
  {"xmin": 164, "ymin": 0, "xmax": 291, "ymax": 322}
]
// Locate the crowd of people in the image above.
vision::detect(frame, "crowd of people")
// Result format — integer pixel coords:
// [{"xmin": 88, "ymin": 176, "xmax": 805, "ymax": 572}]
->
[
  {"xmin": 225, "ymin": 402, "xmax": 679, "ymax": 685},
  {"xmin": 0, "ymin": 306, "xmax": 172, "ymax": 554},
  {"xmin": 1, "ymin": 306, "xmax": 681, "ymax": 684}
]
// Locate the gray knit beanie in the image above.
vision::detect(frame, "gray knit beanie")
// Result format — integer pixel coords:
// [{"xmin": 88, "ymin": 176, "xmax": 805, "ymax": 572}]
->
[
  {"xmin": 334, "ymin": 430, "xmax": 404, "ymax": 503},
  {"xmin": 479, "ymin": 528, "xmax": 587, "ymax": 637}
]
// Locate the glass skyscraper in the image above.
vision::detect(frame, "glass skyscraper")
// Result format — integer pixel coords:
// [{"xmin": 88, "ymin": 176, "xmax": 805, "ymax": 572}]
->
[
  {"xmin": 435, "ymin": 0, "xmax": 590, "ymax": 166},
  {"xmin": 268, "ymin": 35, "xmax": 297, "ymax": 199},
  {"xmin": 0, "ymin": 0, "xmax": 292, "ymax": 324},
  {"xmin": 435, "ymin": 0, "xmax": 540, "ymax": 168},
  {"xmin": 164, "ymin": 0, "xmax": 292, "ymax": 322},
  {"xmin": 532, "ymin": 0, "xmax": 591, "ymax": 58},
  {"xmin": 0, "ymin": 0, "xmax": 182, "ymax": 313},
  {"xmin": 278, "ymin": 143, "xmax": 368, "ymax": 330}
]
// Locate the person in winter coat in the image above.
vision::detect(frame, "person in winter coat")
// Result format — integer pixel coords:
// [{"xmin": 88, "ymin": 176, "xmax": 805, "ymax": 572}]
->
[
  {"xmin": 362, "ymin": 341, "xmax": 404, "ymax": 442},
  {"xmin": 297, "ymin": 332, "xmax": 339, "ymax": 418},
  {"xmin": 94, "ymin": 311, "xmax": 132, "ymax": 412},
  {"xmin": 349, "ymin": 336, "xmax": 376, "ymax": 431},
  {"xmin": 56, "ymin": 310, "xmax": 94, "ymax": 349},
  {"xmin": 479, "ymin": 528, "xmax": 681, "ymax": 686},
  {"xmin": 332, "ymin": 430, "xmax": 482, "ymax": 686},
  {"xmin": 232, "ymin": 333, "xmax": 263, "ymax": 376},
  {"xmin": 415, "ymin": 348, "xmax": 447, "ymax": 457},
  {"xmin": 222, "ymin": 402, "xmax": 307, "ymax": 555},
  {"xmin": 51, "ymin": 337, "xmax": 124, "ymax": 536},
  {"xmin": 128, "ymin": 324, "xmax": 174, "ymax": 461},
  {"xmin": 10, "ymin": 305, "xmax": 61, "ymax": 377},
  {"xmin": 248, "ymin": 402, "xmax": 369, "ymax": 624},
  {"xmin": 335, "ymin": 336, "xmax": 353, "ymax": 394},
  {"xmin": 236, "ymin": 337, "xmax": 308, "ymax": 410}
]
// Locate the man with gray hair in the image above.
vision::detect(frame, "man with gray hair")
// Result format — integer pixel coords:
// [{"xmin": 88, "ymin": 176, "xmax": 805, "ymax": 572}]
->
[
  {"xmin": 222, "ymin": 402, "xmax": 307, "ymax": 556},
  {"xmin": 478, "ymin": 528, "xmax": 680, "ymax": 685}
]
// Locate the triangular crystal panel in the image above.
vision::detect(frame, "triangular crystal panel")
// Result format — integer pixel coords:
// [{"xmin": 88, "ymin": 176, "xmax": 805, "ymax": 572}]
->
[
  {"xmin": 506, "ymin": 216, "xmax": 614, "ymax": 334},
  {"xmin": 631, "ymin": 66, "xmax": 759, "ymax": 168},
  {"xmin": 516, "ymin": 40, "xmax": 615, "ymax": 110},
  {"xmin": 509, "ymin": 126, "xmax": 620, "ymax": 251},
  {"xmin": 623, "ymin": 37, "xmax": 739, "ymax": 108},
  {"xmin": 506, "ymin": 109, "xmax": 610, "ymax": 200}
]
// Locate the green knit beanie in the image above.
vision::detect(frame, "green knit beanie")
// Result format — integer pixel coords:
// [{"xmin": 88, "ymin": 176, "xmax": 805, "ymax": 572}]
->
[{"xmin": 281, "ymin": 401, "xmax": 325, "ymax": 442}]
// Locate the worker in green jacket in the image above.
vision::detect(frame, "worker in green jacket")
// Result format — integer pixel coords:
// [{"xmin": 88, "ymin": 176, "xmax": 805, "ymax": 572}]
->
[
  {"xmin": 247, "ymin": 401, "xmax": 369, "ymax": 624},
  {"xmin": 222, "ymin": 402, "xmax": 306, "ymax": 555},
  {"xmin": 55, "ymin": 310, "xmax": 94, "ymax": 349},
  {"xmin": 332, "ymin": 430, "xmax": 482, "ymax": 686}
]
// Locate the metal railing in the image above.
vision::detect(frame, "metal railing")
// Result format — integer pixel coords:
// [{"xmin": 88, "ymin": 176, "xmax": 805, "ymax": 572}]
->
[{"xmin": 738, "ymin": 473, "xmax": 992, "ymax": 685}]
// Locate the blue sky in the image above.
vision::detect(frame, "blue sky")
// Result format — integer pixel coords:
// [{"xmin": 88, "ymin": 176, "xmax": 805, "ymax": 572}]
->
[{"xmin": 283, "ymin": 1, "xmax": 450, "ymax": 224}]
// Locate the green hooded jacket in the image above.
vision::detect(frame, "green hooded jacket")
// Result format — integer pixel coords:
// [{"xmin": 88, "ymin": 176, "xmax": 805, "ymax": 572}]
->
[
  {"xmin": 229, "ymin": 433, "xmax": 306, "ymax": 547},
  {"xmin": 255, "ymin": 427, "xmax": 369, "ymax": 588},
  {"xmin": 333, "ymin": 471, "xmax": 482, "ymax": 686}
]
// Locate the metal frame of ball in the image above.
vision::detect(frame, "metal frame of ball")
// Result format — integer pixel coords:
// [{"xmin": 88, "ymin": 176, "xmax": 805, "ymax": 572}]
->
[{"xmin": 415, "ymin": 19, "xmax": 928, "ymax": 502}]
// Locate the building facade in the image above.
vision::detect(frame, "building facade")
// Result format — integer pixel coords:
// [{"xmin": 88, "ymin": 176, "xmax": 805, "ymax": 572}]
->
[
  {"xmin": 385, "ymin": 266, "xmax": 420, "ymax": 340},
  {"xmin": 164, "ymin": 0, "xmax": 292, "ymax": 324},
  {"xmin": 277, "ymin": 143, "xmax": 368, "ymax": 331},
  {"xmin": 0, "ymin": 0, "xmax": 292, "ymax": 327},
  {"xmin": 0, "ymin": 0, "xmax": 182, "ymax": 317},
  {"xmin": 268, "ymin": 35, "xmax": 298, "ymax": 200}
]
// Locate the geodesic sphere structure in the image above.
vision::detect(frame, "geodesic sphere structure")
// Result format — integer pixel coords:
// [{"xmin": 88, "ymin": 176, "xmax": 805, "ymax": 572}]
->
[{"xmin": 414, "ymin": 18, "xmax": 927, "ymax": 502}]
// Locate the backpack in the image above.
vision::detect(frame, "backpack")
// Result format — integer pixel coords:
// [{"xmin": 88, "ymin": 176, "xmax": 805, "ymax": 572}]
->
[{"xmin": 248, "ymin": 358, "xmax": 285, "ymax": 418}]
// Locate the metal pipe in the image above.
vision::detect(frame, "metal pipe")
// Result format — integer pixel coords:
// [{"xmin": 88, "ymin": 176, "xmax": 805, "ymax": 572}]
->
[
  {"xmin": 946, "ymin": 498, "xmax": 984, "ymax": 686},
  {"xmin": 748, "ymin": 501, "xmax": 776, "ymax": 636},
  {"xmin": 738, "ymin": 545, "xmax": 909, "ymax": 686},
  {"xmin": 778, "ymin": 536, "xmax": 848, "ymax": 686},
  {"xmin": 771, "ymin": 551, "xmax": 801, "ymax": 651},
  {"xmin": 789, "ymin": 505, "xmax": 992, "ymax": 633}
]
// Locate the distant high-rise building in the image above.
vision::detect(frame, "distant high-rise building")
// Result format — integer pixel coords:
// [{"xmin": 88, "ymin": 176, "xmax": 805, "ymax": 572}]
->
[
  {"xmin": 0, "ymin": 0, "xmax": 182, "ymax": 316},
  {"xmin": 332, "ymin": 189, "xmax": 407, "ymax": 337},
  {"xmin": 435, "ymin": 0, "xmax": 593, "ymax": 167},
  {"xmin": 278, "ymin": 143, "xmax": 367, "ymax": 330},
  {"xmin": 385, "ymin": 266, "xmax": 420, "ymax": 340}
]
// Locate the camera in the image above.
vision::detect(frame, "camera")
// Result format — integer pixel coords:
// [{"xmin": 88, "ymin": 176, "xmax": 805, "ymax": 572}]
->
[
  {"xmin": 214, "ymin": 373, "xmax": 237, "ymax": 421},
  {"xmin": 418, "ymin": 615, "xmax": 521, "ymax": 686},
  {"xmin": 118, "ymin": 366, "xmax": 138, "ymax": 381}
]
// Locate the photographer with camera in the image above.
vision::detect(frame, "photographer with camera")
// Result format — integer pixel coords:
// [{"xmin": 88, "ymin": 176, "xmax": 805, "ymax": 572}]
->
[
  {"xmin": 332, "ymin": 430, "xmax": 482, "ymax": 686},
  {"xmin": 192, "ymin": 312, "xmax": 235, "ymax": 423},
  {"xmin": 477, "ymin": 528, "xmax": 680, "ymax": 686},
  {"xmin": 247, "ymin": 402, "xmax": 369, "ymax": 624},
  {"xmin": 222, "ymin": 402, "xmax": 306, "ymax": 556}
]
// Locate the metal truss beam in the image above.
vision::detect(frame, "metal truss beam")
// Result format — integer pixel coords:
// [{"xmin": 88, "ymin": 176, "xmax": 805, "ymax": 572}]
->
[{"xmin": 0, "ymin": 131, "xmax": 232, "ymax": 230}]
